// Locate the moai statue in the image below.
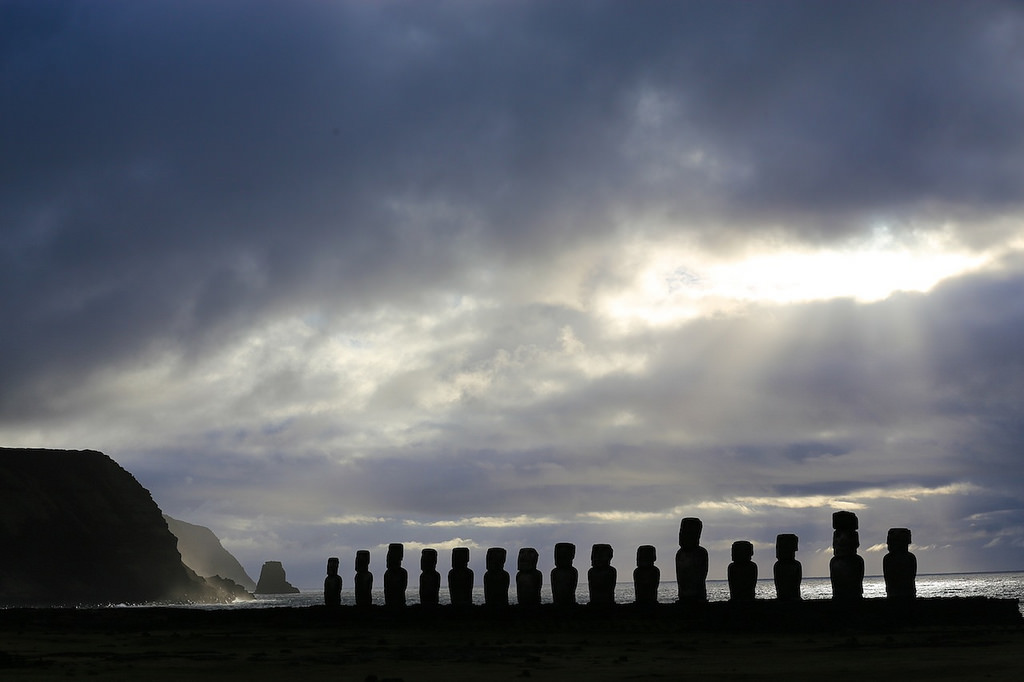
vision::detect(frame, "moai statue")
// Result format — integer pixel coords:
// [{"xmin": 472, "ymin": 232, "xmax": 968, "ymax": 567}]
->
[
  {"xmin": 354, "ymin": 549, "xmax": 373, "ymax": 607},
  {"xmin": 515, "ymin": 547, "xmax": 543, "ymax": 607},
  {"xmin": 830, "ymin": 511, "xmax": 865, "ymax": 601},
  {"xmin": 633, "ymin": 545, "xmax": 660, "ymax": 606},
  {"xmin": 384, "ymin": 543, "xmax": 408, "ymax": 607},
  {"xmin": 727, "ymin": 541, "xmax": 757, "ymax": 602},
  {"xmin": 419, "ymin": 548, "xmax": 441, "ymax": 607},
  {"xmin": 883, "ymin": 527, "xmax": 917, "ymax": 600},
  {"xmin": 773, "ymin": 533, "xmax": 802, "ymax": 601},
  {"xmin": 588, "ymin": 543, "xmax": 617, "ymax": 608},
  {"xmin": 550, "ymin": 542, "xmax": 579, "ymax": 607},
  {"xmin": 484, "ymin": 547, "xmax": 510, "ymax": 607},
  {"xmin": 675, "ymin": 517, "xmax": 709, "ymax": 602},
  {"xmin": 324, "ymin": 556, "xmax": 342, "ymax": 607},
  {"xmin": 448, "ymin": 547, "xmax": 474, "ymax": 607}
]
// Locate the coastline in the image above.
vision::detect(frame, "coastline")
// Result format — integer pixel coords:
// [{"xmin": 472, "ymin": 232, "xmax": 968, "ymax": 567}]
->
[{"xmin": 2, "ymin": 599, "xmax": 1021, "ymax": 681}]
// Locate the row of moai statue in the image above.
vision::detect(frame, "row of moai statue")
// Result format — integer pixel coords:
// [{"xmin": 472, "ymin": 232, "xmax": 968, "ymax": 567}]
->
[{"xmin": 324, "ymin": 513, "xmax": 917, "ymax": 607}]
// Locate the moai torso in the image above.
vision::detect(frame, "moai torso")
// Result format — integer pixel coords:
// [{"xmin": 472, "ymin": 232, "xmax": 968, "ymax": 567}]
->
[
  {"xmin": 448, "ymin": 547, "xmax": 474, "ymax": 607},
  {"xmin": 384, "ymin": 543, "xmax": 408, "ymax": 607},
  {"xmin": 773, "ymin": 533, "xmax": 802, "ymax": 601},
  {"xmin": 587, "ymin": 543, "xmax": 617, "ymax": 607},
  {"xmin": 633, "ymin": 544, "xmax": 660, "ymax": 606},
  {"xmin": 883, "ymin": 527, "xmax": 917, "ymax": 600},
  {"xmin": 830, "ymin": 511, "xmax": 864, "ymax": 600},
  {"xmin": 727, "ymin": 540, "xmax": 757, "ymax": 602},
  {"xmin": 419, "ymin": 548, "xmax": 441, "ymax": 607},
  {"xmin": 354, "ymin": 550, "xmax": 373, "ymax": 607},
  {"xmin": 675, "ymin": 517, "xmax": 709, "ymax": 602},
  {"xmin": 515, "ymin": 547, "xmax": 543, "ymax": 607},
  {"xmin": 324, "ymin": 556, "xmax": 342, "ymax": 607},
  {"xmin": 484, "ymin": 547, "xmax": 510, "ymax": 607},
  {"xmin": 550, "ymin": 542, "xmax": 579, "ymax": 607}
]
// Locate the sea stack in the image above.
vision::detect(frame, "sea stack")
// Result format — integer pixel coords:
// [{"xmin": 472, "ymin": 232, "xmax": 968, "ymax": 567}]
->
[{"xmin": 254, "ymin": 560, "xmax": 300, "ymax": 594}]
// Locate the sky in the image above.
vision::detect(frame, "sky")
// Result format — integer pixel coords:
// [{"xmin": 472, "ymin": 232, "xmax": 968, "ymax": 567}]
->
[{"xmin": 3, "ymin": 0, "xmax": 1024, "ymax": 590}]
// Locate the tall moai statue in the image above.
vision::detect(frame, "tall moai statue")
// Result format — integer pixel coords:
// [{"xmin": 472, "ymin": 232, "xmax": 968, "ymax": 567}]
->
[
  {"xmin": 448, "ymin": 546, "xmax": 474, "ymax": 607},
  {"xmin": 550, "ymin": 542, "xmax": 579, "ymax": 607},
  {"xmin": 384, "ymin": 542, "xmax": 408, "ymax": 607},
  {"xmin": 727, "ymin": 540, "xmax": 757, "ymax": 602},
  {"xmin": 830, "ymin": 511, "xmax": 865, "ymax": 600},
  {"xmin": 419, "ymin": 548, "xmax": 441, "ymax": 607},
  {"xmin": 588, "ymin": 543, "xmax": 617, "ymax": 608},
  {"xmin": 675, "ymin": 517, "xmax": 709, "ymax": 602},
  {"xmin": 354, "ymin": 549, "xmax": 373, "ymax": 607},
  {"xmin": 515, "ymin": 547, "xmax": 543, "ymax": 607},
  {"xmin": 633, "ymin": 544, "xmax": 660, "ymax": 606},
  {"xmin": 324, "ymin": 556, "xmax": 342, "ymax": 607},
  {"xmin": 883, "ymin": 527, "xmax": 917, "ymax": 600},
  {"xmin": 484, "ymin": 547, "xmax": 510, "ymax": 607},
  {"xmin": 773, "ymin": 533, "xmax": 802, "ymax": 601}
]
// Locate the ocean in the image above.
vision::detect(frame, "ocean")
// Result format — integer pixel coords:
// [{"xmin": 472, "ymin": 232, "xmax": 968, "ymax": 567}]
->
[{"xmin": 187, "ymin": 571, "xmax": 1024, "ymax": 614}]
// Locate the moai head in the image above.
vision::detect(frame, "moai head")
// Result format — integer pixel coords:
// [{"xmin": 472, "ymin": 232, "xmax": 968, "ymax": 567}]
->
[
  {"xmin": 387, "ymin": 543, "xmax": 404, "ymax": 568},
  {"xmin": 731, "ymin": 540, "xmax": 754, "ymax": 563},
  {"xmin": 637, "ymin": 545, "xmax": 656, "ymax": 567},
  {"xmin": 832, "ymin": 511, "xmax": 860, "ymax": 557},
  {"xmin": 554, "ymin": 542, "xmax": 576, "ymax": 568},
  {"xmin": 421, "ymin": 548, "xmax": 438, "ymax": 571},
  {"xmin": 486, "ymin": 547, "xmax": 507, "ymax": 571},
  {"xmin": 355, "ymin": 550, "xmax": 370, "ymax": 572},
  {"xmin": 776, "ymin": 533, "xmax": 799, "ymax": 561},
  {"xmin": 518, "ymin": 547, "xmax": 539, "ymax": 572},
  {"xmin": 327, "ymin": 556, "xmax": 340, "ymax": 576},
  {"xmin": 679, "ymin": 517, "xmax": 703, "ymax": 550},
  {"xmin": 591, "ymin": 543, "xmax": 613, "ymax": 568},
  {"xmin": 887, "ymin": 528, "xmax": 912, "ymax": 553},
  {"xmin": 833, "ymin": 511, "xmax": 859, "ymax": 531},
  {"xmin": 452, "ymin": 546, "xmax": 470, "ymax": 568}
]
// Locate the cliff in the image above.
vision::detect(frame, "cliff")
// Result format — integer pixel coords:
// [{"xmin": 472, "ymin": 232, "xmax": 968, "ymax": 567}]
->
[
  {"xmin": 164, "ymin": 515, "xmax": 257, "ymax": 591},
  {"xmin": 254, "ymin": 561, "xmax": 300, "ymax": 594},
  {"xmin": 0, "ymin": 447, "xmax": 226, "ymax": 606}
]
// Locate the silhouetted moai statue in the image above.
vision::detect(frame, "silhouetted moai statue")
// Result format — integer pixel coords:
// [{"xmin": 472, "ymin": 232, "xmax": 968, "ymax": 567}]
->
[
  {"xmin": 728, "ymin": 541, "xmax": 757, "ymax": 602},
  {"xmin": 419, "ymin": 548, "xmax": 441, "ymax": 607},
  {"xmin": 484, "ymin": 547, "xmax": 510, "ymax": 607},
  {"xmin": 773, "ymin": 533, "xmax": 802, "ymax": 601},
  {"xmin": 675, "ymin": 517, "xmax": 709, "ymax": 602},
  {"xmin": 515, "ymin": 547, "xmax": 543, "ymax": 607},
  {"xmin": 550, "ymin": 542, "xmax": 579, "ymax": 607},
  {"xmin": 588, "ymin": 543, "xmax": 617, "ymax": 608},
  {"xmin": 324, "ymin": 556, "xmax": 342, "ymax": 607},
  {"xmin": 883, "ymin": 527, "xmax": 917, "ymax": 600},
  {"xmin": 448, "ymin": 547, "xmax": 474, "ymax": 607},
  {"xmin": 354, "ymin": 549, "xmax": 373, "ymax": 607},
  {"xmin": 384, "ymin": 543, "xmax": 408, "ymax": 607},
  {"xmin": 633, "ymin": 545, "xmax": 660, "ymax": 606},
  {"xmin": 830, "ymin": 511, "xmax": 865, "ymax": 601}
]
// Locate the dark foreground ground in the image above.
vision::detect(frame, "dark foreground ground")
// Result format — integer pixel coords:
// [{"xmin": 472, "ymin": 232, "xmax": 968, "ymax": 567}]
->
[{"xmin": 1, "ymin": 599, "xmax": 1022, "ymax": 681}]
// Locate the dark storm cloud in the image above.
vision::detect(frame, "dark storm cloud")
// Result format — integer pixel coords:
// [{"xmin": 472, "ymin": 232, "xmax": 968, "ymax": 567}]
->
[{"xmin": 4, "ymin": 1, "xmax": 1024, "ymax": 408}]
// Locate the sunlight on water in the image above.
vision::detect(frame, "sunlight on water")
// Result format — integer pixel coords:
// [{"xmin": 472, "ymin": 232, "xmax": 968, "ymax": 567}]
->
[{"xmin": 175, "ymin": 571, "xmax": 1024, "ymax": 615}]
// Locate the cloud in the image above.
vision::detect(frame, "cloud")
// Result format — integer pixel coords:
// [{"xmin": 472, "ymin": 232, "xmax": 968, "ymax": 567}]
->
[{"xmin": 3, "ymin": 1, "xmax": 1024, "ymax": 586}]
